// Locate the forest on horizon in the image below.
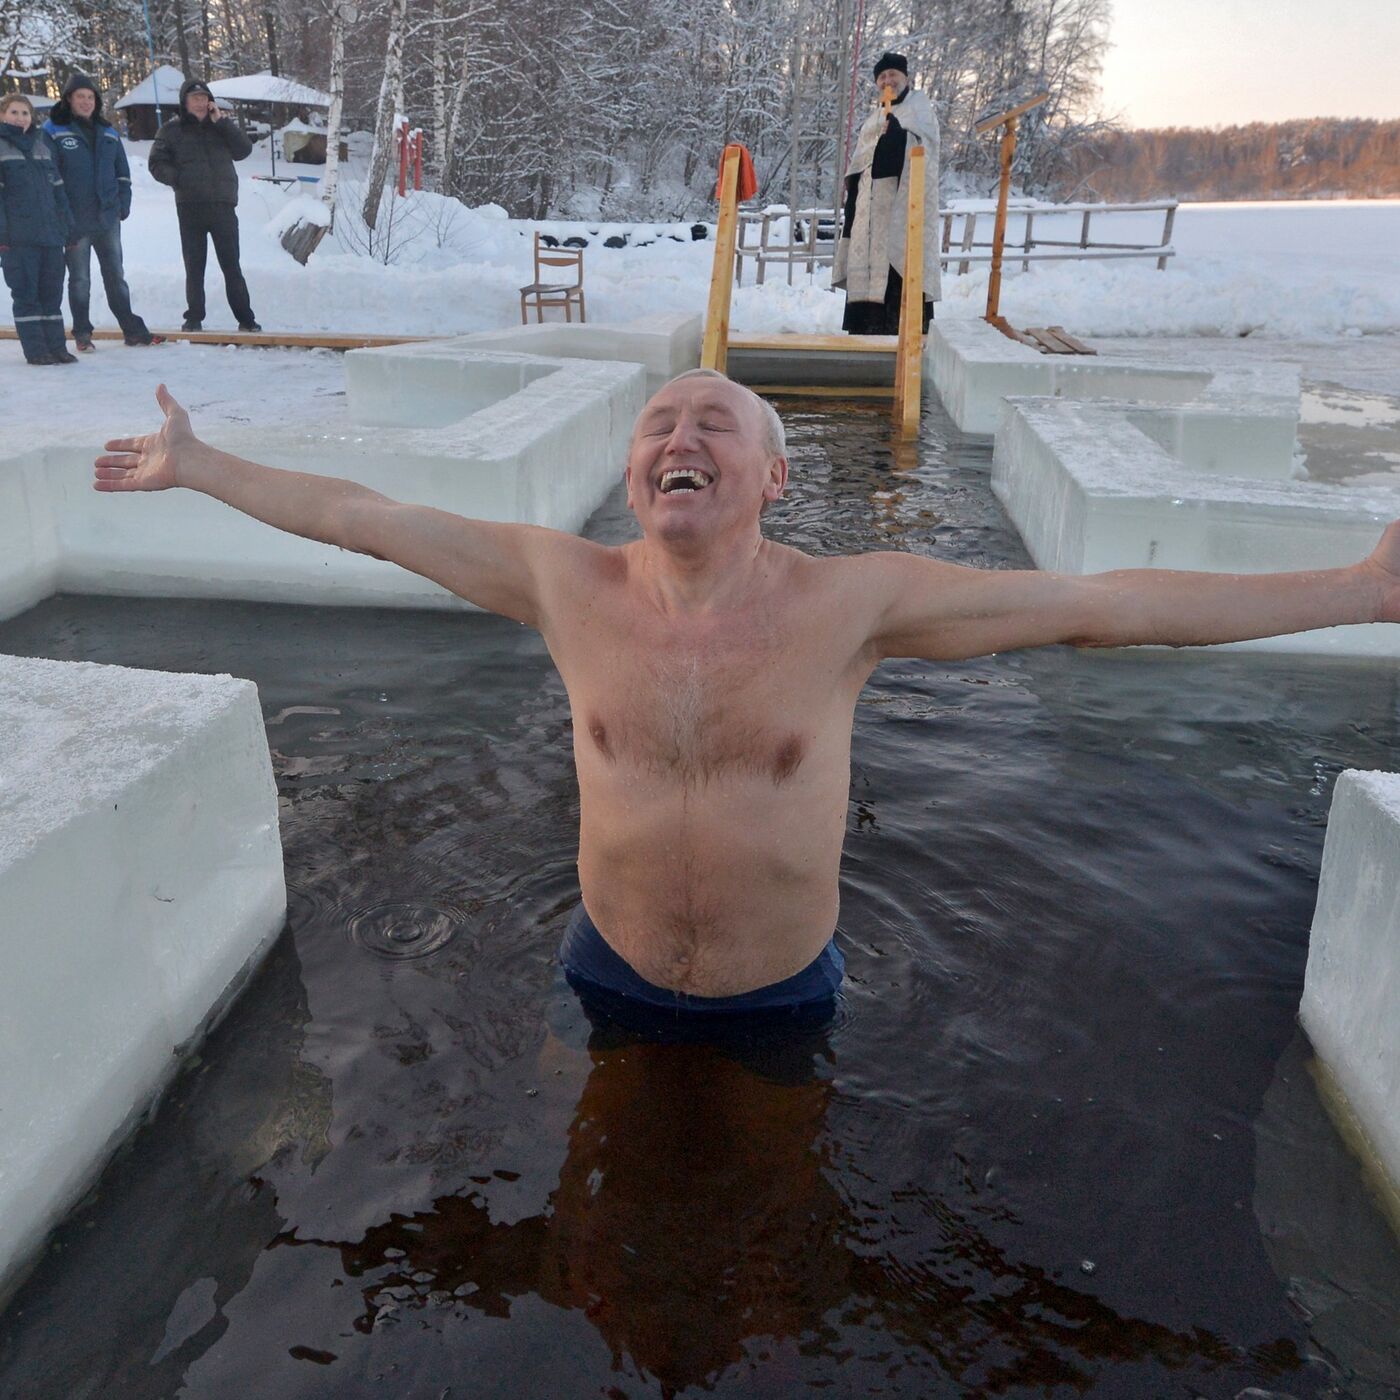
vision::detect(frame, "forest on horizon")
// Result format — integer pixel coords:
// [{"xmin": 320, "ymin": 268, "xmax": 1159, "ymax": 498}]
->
[{"xmin": 1057, "ymin": 118, "xmax": 1400, "ymax": 202}]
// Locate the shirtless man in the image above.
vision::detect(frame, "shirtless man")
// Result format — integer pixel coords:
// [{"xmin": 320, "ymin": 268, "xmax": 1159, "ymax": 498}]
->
[{"xmin": 96, "ymin": 373, "xmax": 1400, "ymax": 1020}]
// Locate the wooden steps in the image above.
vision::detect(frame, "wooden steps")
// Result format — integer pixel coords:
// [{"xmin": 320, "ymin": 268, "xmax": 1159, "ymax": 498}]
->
[
  {"xmin": 724, "ymin": 331, "xmax": 904, "ymax": 394},
  {"xmin": 727, "ymin": 333, "xmax": 897, "ymax": 355}
]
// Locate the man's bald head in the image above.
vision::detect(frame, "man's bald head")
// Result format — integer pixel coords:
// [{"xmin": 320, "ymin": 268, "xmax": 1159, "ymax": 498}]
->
[{"xmin": 657, "ymin": 369, "xmax": 787, "ymax": 460}]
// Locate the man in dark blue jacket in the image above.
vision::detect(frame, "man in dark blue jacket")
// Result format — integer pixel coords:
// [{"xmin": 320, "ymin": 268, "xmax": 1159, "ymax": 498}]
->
[
  {"xmin": 149, "ymin": 78, "xmax": 260, "ymax": 333},
  {"xmin": 44, "ymin": 73, "xmax": 158, "ymax": 350}
]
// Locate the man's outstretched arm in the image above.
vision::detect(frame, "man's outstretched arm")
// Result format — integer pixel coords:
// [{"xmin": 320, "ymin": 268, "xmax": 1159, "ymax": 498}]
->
[
  {"xmin": 94, "ymin": 385, "xmax": 565, "ymax": 626},
  {"xmin": 861, "ymin": 525, "xmax": 1400, "ymax": 661}
]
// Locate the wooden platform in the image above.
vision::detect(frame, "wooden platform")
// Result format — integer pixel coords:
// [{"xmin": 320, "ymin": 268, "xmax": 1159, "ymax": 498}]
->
[
  {"xmin": 724, "ymin": 332, "xmax": 902, "ymax": 394},
  {"xmin": 0, "ymin": 327, "xmax": 430, "ymax": 351},
  {"xmin": 727, "ymin": 333, "xmax": 898, "ymax": 355}
]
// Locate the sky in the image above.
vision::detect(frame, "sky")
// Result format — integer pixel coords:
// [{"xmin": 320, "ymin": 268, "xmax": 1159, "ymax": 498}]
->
[{"xmin": 1098, "ymin": 0, "xmax": 1400, "ymax": 129}]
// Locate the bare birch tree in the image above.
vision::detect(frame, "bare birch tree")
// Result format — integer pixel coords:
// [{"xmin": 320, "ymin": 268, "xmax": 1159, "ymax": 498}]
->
[{"xmin": 360, "ymin": 0, "xmax": 406, "ymax": 230}]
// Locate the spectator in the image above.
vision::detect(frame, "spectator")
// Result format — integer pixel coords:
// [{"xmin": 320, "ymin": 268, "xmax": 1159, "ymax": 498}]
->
[
  {"xmin": 44, "ymin": 73, "xmax": 160, "ymax": 351},
  {"xmin": 149, "ymin": 78, "xmax": 261, "ymax": 333},
  {"xmin": 0, "ymin": 94, "xmax": 76, "ymax": 365}
]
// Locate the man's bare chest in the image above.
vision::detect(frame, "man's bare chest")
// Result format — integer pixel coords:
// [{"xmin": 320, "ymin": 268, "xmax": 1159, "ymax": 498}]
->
[{"xmin": 554, "ymin": 608, "xmax": 851, "ymax": 788}]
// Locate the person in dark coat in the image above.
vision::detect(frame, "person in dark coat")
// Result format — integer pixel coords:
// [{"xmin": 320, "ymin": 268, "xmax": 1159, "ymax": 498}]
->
[
  {"xmin": 44, "ymin": 73, "xmax": 158, "ymax": 350},
  {"xmin": 148, "ymin": 77, "xmax": 260, "ymax": 333},
  {"xmin": 0, "ymin": 94, "xmax": 77, "ymax": 365}
]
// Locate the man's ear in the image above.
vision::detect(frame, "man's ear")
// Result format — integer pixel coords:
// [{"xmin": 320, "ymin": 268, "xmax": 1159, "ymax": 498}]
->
[
  {"xmin": 624, "ymin": 460, "xmax": 636, "ymax": 511},
  {"xmin": 764, "ymin": 455, "xmax": 789, "ymax": 503}
]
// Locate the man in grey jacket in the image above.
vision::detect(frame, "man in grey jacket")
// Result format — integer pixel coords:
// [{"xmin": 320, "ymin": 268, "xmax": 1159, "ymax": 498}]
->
[{"xmin": 148, "ymin": 78, "xmax": 260, "ymax": 333}]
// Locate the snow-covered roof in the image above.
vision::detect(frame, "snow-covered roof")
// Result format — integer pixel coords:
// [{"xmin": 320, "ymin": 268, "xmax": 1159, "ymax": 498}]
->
[
  {"xmin": 114, "ymin": 64, "xmax": 186, "ymax": 109},
  {"xmin": 207, "ymin": 72, "xmax": 330, "ymax": 107}
]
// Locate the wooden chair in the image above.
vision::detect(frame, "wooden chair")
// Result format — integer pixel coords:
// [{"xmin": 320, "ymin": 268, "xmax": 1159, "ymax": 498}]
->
[{"xmin": 519, "ymin": 234, "xmax": 586, "ymax": 323}]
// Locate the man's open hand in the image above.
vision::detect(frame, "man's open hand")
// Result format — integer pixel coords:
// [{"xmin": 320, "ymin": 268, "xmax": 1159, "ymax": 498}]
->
[
  {"xmin": 94, "ymin": 384, "xmax": 196, "ymax": 492},
  {"xmin": 1364, "ymin": 520, "xmax": 1400, "ymax": 623}
]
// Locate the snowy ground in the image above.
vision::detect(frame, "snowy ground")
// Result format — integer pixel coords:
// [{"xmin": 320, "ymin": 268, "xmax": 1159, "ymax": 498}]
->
[
  {"xmin": 1, "ymin": 136, "xmax": 1397, "ymax": 455},
  {"xmin": 12, "ymin": 137, "xmax": 1400, "ymax": 343}
]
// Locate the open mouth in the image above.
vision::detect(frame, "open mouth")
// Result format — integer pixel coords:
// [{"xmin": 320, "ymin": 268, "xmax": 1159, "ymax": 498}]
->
[{"xmin": 658, "ymin": 469, "xmax": 712, "ymax": 495}]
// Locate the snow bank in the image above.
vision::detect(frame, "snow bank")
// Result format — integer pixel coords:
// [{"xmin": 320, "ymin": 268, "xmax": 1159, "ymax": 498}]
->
[{"xmin": 88, "ymin": 147, "xmax": 1400, "ymax": 340}]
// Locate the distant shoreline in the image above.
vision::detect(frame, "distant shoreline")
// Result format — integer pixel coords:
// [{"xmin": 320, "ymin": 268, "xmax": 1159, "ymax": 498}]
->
[{"xmin": 1061, "ymin": 118, "xmax": 1400, "ymax": 203}]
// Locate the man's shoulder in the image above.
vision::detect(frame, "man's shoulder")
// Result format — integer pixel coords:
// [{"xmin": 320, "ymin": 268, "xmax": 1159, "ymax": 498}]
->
[{"xmin": 806, "ymin": 547, "xmax": 958, "ymax": 599}]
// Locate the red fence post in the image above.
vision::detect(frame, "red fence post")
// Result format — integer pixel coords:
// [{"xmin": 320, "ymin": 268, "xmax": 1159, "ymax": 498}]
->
[{"xmin": 396, "ymin": 119, "xmax": 409, "ymax": 197}]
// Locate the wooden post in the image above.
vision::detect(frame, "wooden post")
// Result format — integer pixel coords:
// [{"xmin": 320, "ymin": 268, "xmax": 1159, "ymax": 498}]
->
[
  {"xmin": 958, "ymin": 210, "xmax": 975, "ymax": 275},
  {"xmin": 892, "ymin": 144, "xmax": 925, "ymax": 441},
  {"xmin": 973, "ymin": 92, "xmax": 1049, "ymax": 324},
  {"xmin": 985, "ymin": 116, "xmax": 1017, "ymax": 323},
  {"xmin": 1157, "ymin": 203, "xmax": 1176, "ymax": 270},
  {"xmin": 701, "ymin": 146, "xmax": 742, "ymax": 373}
]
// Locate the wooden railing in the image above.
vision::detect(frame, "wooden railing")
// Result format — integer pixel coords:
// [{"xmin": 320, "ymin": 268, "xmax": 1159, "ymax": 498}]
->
[
  {"xmin": 892, "ymin": 146, "xmax": 925, "ymax": 440},
  {"xmin": 940, "ymin": 200, "xmax": 1178, "ymax": 275},
  {"xmin": 729, "ymin": 198, "xmax": 1178, "ymax": 281},
  {"xmin": 734, "ymin": 207, "xmax": 838, "ymax": 285},
  {"xmin": 701, "ymin": 145, "xmax": 743, "ymax": 373}
]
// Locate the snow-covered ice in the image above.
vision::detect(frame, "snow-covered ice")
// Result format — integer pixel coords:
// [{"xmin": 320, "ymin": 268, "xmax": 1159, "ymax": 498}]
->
[
  {"xmin": 0, "ymin": 655, "xmax": 285, "ymax": 1305},
  {"xmin": 0, "ymin": 344, "xmax": 645, "ymax": 620},
  {"xmin": 928, "ymin": 318, "xmax": 1211, "ymax": 436},
  {"xmin": 990, "ymin": 395, "xmax": 1400, "ymax": 657},
  {"xmin": 1302, "ymin": 771, "xmax": 1400, "ymax": 1209}
]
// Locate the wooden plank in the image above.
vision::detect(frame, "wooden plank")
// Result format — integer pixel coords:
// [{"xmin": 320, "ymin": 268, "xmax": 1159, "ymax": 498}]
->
[
  {"xmin": 988, "ymin": 314, "xmax": 1039, "ymax": 348},
  {"xmin": 747, "ymin": 384, "xmax": 895, "ymax": 399},
  {"xmin": 701, "ymin": 147, "xmax": 741, "ymax": 373},
  {"xmin": 893, "ymin": 145, "xmax": 925, "ymax": 441},
  {"xmin": 1, "ymin": 327, "xmax": 430, "ymax": 350},
  {"xmin": 1046, "ymin": 324, "xmax": 1097, "ymax": 355},
  {"xmin": 1024, "ymin": 327, "xmax": 1074, "ymax": 355},
  {"xmin": 727, "ymin": 332, "xmax": 897, "ymax": 354},
  {"xmin": 973, "ymin": 91, "xmax": 1049, "ymax": 135}
]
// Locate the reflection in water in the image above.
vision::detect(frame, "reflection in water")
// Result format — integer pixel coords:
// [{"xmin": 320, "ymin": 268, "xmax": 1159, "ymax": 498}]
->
[
  {"xmin": 1297, "ymin": 381, "xmax": 1400, "ymax": 486},
  {"xmin": 272, "ymin": 1028, "xmax": 1298, "ymax": 1396}
]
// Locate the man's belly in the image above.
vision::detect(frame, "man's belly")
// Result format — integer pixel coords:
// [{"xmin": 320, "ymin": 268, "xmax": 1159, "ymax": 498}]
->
[{"xmin": 575, "ymin": 774, "xmax": 849, "ymax": 996}]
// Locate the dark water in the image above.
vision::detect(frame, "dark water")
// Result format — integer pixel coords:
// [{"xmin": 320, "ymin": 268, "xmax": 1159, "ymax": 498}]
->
[{"xmin": 3, "ymin": 401, "xmax": 1400, "ymax": 1398}]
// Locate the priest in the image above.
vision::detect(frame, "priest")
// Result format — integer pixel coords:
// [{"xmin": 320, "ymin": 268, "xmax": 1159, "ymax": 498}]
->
[{"xmin": 833, "ymin": 52, "xmax": 940, "ymax": 335}]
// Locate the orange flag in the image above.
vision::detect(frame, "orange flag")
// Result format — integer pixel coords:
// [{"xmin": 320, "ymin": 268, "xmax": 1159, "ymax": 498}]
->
[{"xmin": 715, "ymin": 143, "xmax": 758, "ymax": 202}]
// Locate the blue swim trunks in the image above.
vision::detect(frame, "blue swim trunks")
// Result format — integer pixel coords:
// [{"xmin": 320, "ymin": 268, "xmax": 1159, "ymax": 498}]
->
[{"xmin": 560, "ymin": 904, "xmax": 844, "ymax": 1027}]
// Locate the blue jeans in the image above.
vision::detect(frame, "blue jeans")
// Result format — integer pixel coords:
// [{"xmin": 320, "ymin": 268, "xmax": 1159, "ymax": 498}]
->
[
  {"xmin": 65, "ymin": 223, "xmax": 149, "ymax": 342},
  {"xmin": 1, "ymin": 245, "xmax": 67, "ymax": 361}
]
